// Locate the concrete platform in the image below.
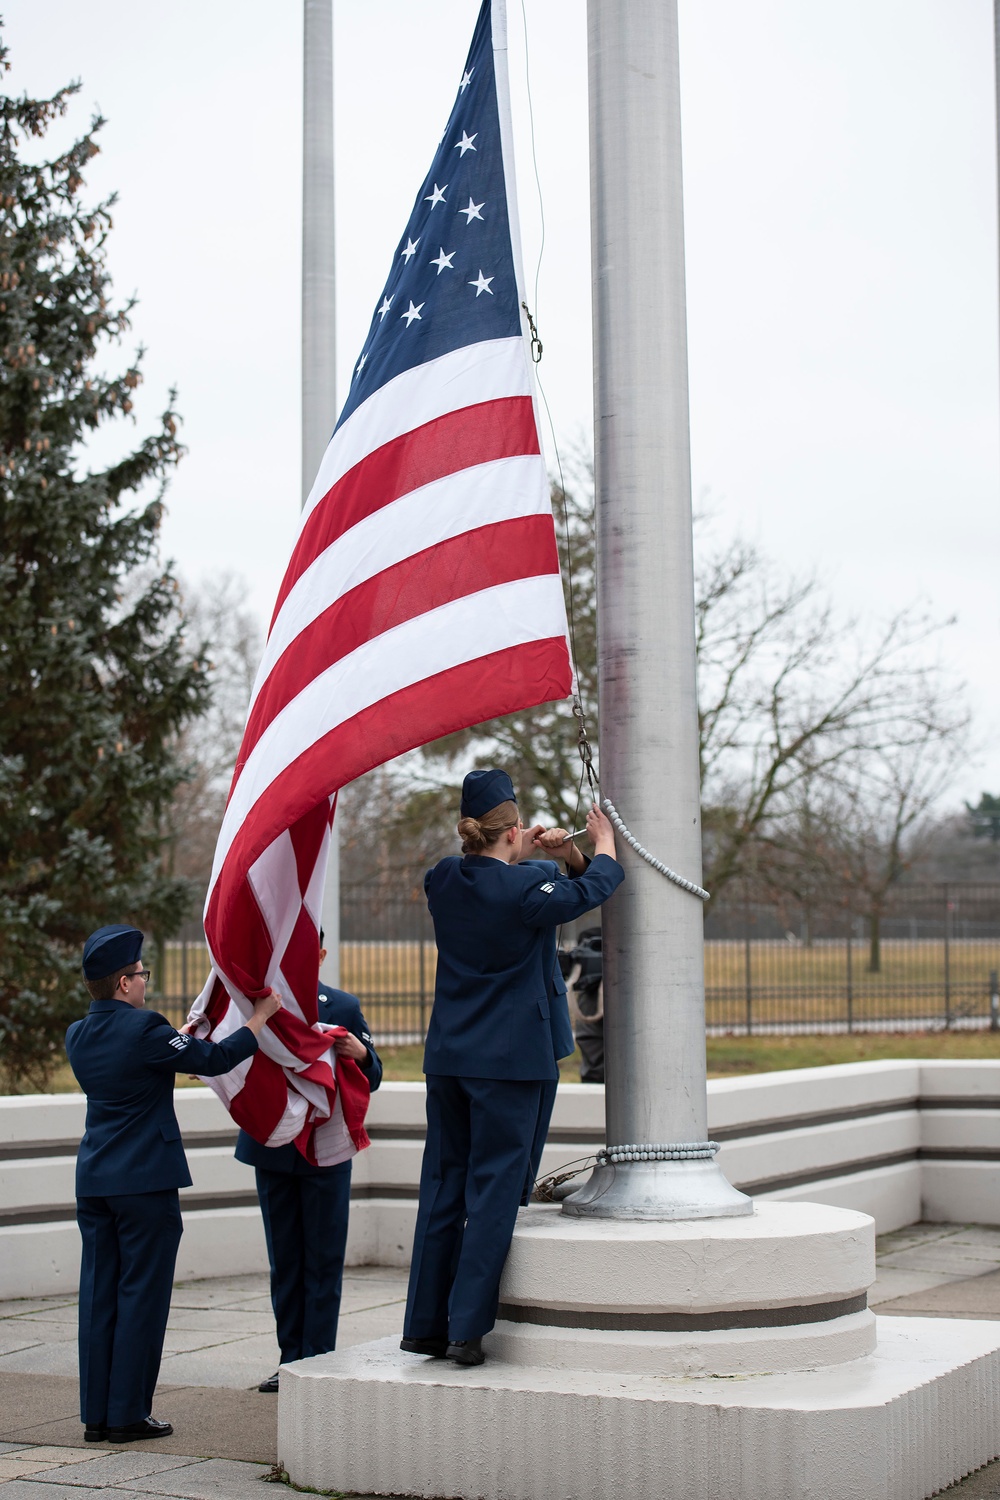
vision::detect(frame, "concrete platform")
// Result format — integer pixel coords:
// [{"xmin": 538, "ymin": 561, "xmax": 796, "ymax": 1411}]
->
[
  {"xmin": 3, "ymin": 1229, "xmax": 1000, "ymax": 1495},
  {"xmin": 280, "ymin": 1316, "xmax": 1000, "ymax": 1500}
]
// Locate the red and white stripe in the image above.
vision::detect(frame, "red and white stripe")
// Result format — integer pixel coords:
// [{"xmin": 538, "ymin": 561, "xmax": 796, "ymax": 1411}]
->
[{"xmin": 189, "ymin": 333, "xmax": 571, "ymax": 1161}]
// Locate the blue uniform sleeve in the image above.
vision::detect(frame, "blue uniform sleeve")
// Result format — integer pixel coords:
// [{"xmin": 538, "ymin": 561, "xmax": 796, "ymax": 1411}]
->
[
  {"xmin": 138, "ymin": 1013, "xmax": 258, "ymax": 1076},
  {"xmin": 354, "ymin": 1008, "xmax": 383, "ymax": 1092},
  {"xmin": 518, "ymin": 853, "xmax": 624, "ymax": 929}
]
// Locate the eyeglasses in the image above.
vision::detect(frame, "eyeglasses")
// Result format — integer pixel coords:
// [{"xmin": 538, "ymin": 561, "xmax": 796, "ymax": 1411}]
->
[{"xmin": 127, "ymin": 969, "xmax": 151, "ymax": 983}]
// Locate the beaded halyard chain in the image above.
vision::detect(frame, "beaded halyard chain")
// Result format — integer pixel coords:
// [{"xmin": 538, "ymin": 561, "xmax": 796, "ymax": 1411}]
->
[
  {"xmin": 600, "ymin": 799, "xmax": 710, "ymax": 902},
  {"xmin": 532, "ymin": 1142, "xmax": 723, "ymax": 1201},
  {"xmin": 570, "ymin": 701, "xmax": 708, "ymax": 903},
  {"xmin": 597, "ymin": 1141, "xmax": 720, "ymax": 1165}
]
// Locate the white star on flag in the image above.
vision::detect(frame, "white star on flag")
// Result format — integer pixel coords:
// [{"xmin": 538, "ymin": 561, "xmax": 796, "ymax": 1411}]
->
[
  {"xmin": 401, "ymin": 238, "xmax": 419, "ymax": 262},
  {"xmin": 424, "ymin": 183, "xmax": 448, "ymax": 208},
  {"xmin": 455, "ymin": 131, "xmax": 478, "ymax": 155},
  {"xmin": 377, "ymin": 296, "xmax": 393, "ymax": 320},
  {"xmin": 469, "ymin": 269, "xmax": 494, "ymax": 296},
  {"xmin": 401, "ymin": 300, "xmax": 424, "ymax": 325},
  {"xmin": 430, "ymin": 248, "xmax": 456, "ymax": 275},
  {"xmin": 459, "ymin": 197, "xmax": 485, "ymax": 224}
]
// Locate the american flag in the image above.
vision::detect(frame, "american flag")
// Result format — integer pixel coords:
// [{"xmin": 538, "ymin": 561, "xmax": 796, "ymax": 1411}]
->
[{"xmin": 188, "ymin": 0, "xmax": 572, "ymax": 1162}]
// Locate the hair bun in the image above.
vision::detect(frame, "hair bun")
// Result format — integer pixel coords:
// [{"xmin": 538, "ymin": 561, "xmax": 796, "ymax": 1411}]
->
[
  {"xmin": 457, "ymin": 814, "xmax": 486, "ymax": 852},
  {"xmin": 457, "ymin": 802, "xmax": 517, "ymax": 855}
]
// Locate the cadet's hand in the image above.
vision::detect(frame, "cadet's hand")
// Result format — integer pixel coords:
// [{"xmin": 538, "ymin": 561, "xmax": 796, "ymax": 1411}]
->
[
  {"xmin": 512, "ymin": 822, "xmax": 544, "ymax": 862},
  {"xmin": 586, "ymin": 803, "xmax": 617, "ymax": 860},
  {"xmin": 533, "ymin": 825, "xmax": 586, "ymax": 873},
  {"xmin": 246, "ymin": 991, "xmax": 283, "ymax": 1036},
  {"xmin": 333, "ymin": 1030, "xmax": 368, "ymax": 1064},
  {"xmin": 532, "ymin": 826, "xmax": 569, "ymax": 852},
  {"xmin": 316, "ymin": 1023, "xmax": 368, "ymax": 1065}
]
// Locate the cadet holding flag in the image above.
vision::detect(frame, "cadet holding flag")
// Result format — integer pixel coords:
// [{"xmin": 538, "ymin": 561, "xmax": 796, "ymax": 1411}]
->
[
  {"xmin": 65, "ymin": 925, "xmax": 281, "ymax": 1445},
  {"xmin": 236, "ymin": 930, "xmax": 383, "ymax": 1395}
]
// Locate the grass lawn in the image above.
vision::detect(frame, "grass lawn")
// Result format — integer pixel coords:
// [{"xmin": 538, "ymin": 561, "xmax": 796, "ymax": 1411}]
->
[
  {"xmin": 18, "ymin": 1029, "xmax": 1000, "ymax": 1095},
  {"xmin": 702, "ymin": 1030, "xmax": 1000, "ymax": 1076}
]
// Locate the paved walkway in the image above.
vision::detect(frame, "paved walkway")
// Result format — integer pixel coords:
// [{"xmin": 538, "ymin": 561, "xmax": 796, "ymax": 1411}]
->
[
  {"xmin": 0, "ymin": 1265, "xmax": 408, "ymax": 1498},
  {"xmin": 3, "ymin": 1227, "xmax": 1000, "ymax": 1496}
]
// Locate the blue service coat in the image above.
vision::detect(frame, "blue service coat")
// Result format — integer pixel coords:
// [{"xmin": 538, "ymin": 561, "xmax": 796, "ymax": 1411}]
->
[
  {"xmin": 66, "ymin": 1000, "xmax": 259, "ymax": 1197},
  {"xmin": 235, "ymin": 984, "xmax": 382, "ymax": 1174},
  {"xmin": 422, "ymin": 852, "xmax": 624, "ymax": 1081}
]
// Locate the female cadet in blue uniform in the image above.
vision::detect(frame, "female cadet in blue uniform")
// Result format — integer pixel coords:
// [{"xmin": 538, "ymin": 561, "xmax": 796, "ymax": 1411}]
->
[
  {"xmin": 65, "ymin": 925, "xmax": 281, "ymax": 1444},
  {"xmin": 400, "ymin": 769, "xmax": 623, "ymax": 1367},
  {"xmin": 235, "ymin": 930, "xmax": 383, "ymax": 1393}
]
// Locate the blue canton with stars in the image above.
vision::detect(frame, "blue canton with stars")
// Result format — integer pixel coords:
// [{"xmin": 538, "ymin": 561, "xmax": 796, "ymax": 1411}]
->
[{"xmin": 335, "ymin": 0, "xmax": 521, "ymax": 431}]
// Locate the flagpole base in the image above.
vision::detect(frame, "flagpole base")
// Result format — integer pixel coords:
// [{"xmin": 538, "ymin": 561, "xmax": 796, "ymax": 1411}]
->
[
  {"xmin": 492, "ymin": 1200, "xmax": 875, "ymax": 1375},
  {"xmin": 278, "ymin": 1204, "xmax": 1000, "ymax": 1498},
  {"xmin": 280, "ymin": 1317, "xmax": 1000, "ymax": 1500},
  {"xmin": 561, "ymin": 1155, "xmax": 753, "ymax": 1220}
]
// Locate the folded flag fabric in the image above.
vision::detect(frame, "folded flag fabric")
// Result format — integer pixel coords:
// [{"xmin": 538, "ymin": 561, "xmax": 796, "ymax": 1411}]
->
[
  {"xmin": 187, "ymin": 994, "xmax": 370, "ymax": 1167},
  {"xmin": 190, "ymin": 0, "xmax": 571, "ymax": 1163}
]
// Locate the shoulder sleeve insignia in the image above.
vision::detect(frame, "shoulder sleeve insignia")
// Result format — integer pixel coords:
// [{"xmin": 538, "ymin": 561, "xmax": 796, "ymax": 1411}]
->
[
  {"xmin": 168, "ymin": 1034, "xmax": 189, "ymax": 1050},
  {"xmin": 539, "ymin": 881, "xmax": 555, "ymax": 894}
]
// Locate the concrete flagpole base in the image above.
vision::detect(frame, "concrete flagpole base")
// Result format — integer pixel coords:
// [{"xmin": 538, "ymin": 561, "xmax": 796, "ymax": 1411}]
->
[
  {"xmin": 492, "ymin": 1201, "xmax": 876, "ymax": 1375},
  {"xmin": 280, "ymin": 1320, "xmax": 1000, "ymax": 1500},
  {"xmin": 278, "ymin": 1202, "xmax": 1000, "ymax": 1497}
]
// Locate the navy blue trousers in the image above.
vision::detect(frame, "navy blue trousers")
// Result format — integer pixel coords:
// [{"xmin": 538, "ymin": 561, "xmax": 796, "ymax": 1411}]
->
[
  {"xmin": 255, "ymin": 1161, "xmax": 352, "ymax": 1364},
  {"xmin": 404, "ymin": 1075, "xmax": 545, "ymax": 1342},
  {"xmin": 76, "ymin": 1189, "xmax": 183, "ymax": 1427},
  {"xmin": 523, "ymin": 1077, "xmax": 559, "ymax": 1204}
]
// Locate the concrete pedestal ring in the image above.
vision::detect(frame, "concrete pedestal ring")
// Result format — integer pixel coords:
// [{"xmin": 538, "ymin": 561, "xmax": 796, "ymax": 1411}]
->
[{"xmin": 496, "ymin": 1199, "xmax": 876, "ymax": 1374}]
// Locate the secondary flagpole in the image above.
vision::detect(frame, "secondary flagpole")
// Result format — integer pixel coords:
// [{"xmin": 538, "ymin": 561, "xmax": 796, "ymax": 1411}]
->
[
  {"xmin": 302, "ymin": 0, "xmax": 340, "ymax": 984},
  {"xmin": 565, "ymin": 0, "xmax": 749, "ymax": 1219},
  {"xmin": 995, "ymin": 2, "xmax": 1000, "ymax": 442}
]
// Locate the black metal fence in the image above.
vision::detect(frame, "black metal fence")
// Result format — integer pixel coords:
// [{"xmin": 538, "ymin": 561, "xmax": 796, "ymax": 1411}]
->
[
  {"xmin": 156, "ymin": 881, "xmax": 1000, "ymax": 1041},
  {"xmin": 702, "ymin": 883, "xmax": 1000, "ymax": 1035}
]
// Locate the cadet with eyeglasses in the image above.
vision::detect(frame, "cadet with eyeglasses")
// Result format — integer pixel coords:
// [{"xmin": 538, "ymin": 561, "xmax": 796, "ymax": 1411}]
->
[{"xmin": 65, "ymin": 925, "xmax": 281, "ymax": 1445}]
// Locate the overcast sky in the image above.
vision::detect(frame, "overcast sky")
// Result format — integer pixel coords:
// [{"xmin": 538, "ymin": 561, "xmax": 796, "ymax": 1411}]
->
[{"xmin": 5, "ymin": 0, "xmax": 999, "ymax": 806}]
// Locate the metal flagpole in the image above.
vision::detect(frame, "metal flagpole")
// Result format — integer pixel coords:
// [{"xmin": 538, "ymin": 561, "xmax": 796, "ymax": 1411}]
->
[
  {"xmin": 302, "ymin": 0, "xmax": 340, "ymax": 984},
  {"xmin": 565, "ymin": 0, "xmax": 749, "ymax": 1220},
  {"xmin": 995, "ymin": 2, "xmax": 1000, "ymax": 432}
]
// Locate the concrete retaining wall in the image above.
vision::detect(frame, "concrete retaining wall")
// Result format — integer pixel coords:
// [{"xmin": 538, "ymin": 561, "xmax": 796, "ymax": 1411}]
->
[{"xmin": 2, "ymin": 1060, "xmax": 998, "ymax": 1299}]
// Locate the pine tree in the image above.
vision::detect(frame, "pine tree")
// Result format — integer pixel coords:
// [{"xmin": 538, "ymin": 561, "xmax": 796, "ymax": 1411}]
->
[{"xmin": 0, "ymin": 36, "xmax": 209, "ymax": 1088}]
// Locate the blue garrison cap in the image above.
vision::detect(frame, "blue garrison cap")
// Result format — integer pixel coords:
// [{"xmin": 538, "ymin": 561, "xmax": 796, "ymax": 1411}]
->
[
  {"xmin": 82, "ymin": 925, "xmax": 144, "ymax": 980},
  {"xmin": 460, "ymin": 768, "xmax": 517, "ymax": 820}
]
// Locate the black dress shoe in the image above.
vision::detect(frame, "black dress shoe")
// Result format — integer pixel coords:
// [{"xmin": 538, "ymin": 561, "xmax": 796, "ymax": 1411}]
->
[
  {"xmin": 400, "ymin": 1335, "xmax": 449, "ymax": 1357},
  {"xmin": 446, "ymin": 1337, "xmax": 485, "ymax": 1366},
  {"xmin": 258, "ymin": 1371, "xmax": 279, "ymax": 1393},
  {"xmin": 107, "ymin": 1416, "xmax": 173, "ymax": 1443},
  {"xmin": 84, "ymin": 1425, "xmax": 107, "ymax": 1442}
]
